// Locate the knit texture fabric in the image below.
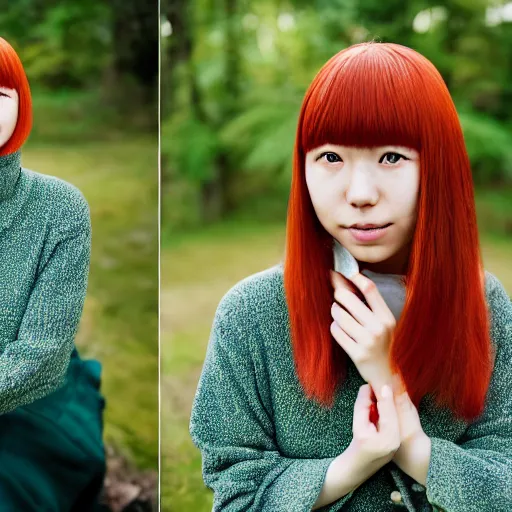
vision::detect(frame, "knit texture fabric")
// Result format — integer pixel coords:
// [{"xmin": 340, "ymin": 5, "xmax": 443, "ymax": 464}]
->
[
  {"xmin": 190, "ymin": 263, "xmax": 512, "ymax": 511},
  {"xmin": 0, "ymin": 150, "xmax": 91, "ymax": 412}
]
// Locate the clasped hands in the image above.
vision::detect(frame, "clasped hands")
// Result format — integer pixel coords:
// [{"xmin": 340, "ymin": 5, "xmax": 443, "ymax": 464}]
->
[{"xmin": 330, "ymin": 270, "xmax": 431, "ymax": 483}]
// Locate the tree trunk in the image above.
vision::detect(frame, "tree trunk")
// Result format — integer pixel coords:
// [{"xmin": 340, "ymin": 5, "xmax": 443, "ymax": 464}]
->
[
  {"xmin": 165, "ymin": 0, "xmax": 241, "ymax": 223},
  {"xmin": 108, "ymin": 0, "xmax": 159, "ymax": 129}
]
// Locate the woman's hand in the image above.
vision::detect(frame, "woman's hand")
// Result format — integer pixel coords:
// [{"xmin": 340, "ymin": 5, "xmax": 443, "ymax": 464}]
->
[
  {"xmin": 390, "ymin": 375, "xmax": 431, "ymax": 485},
  {"xmin": 330, "ymin": 270, "xmax": 396, "ymax": 398},
  {"xmin": 349, "ymin": 383, "xmax": 401, "ymax": 469},
  {"xmin": 390, "ymin": 374, "xmax": 424, "ymax": 445},
  {"xmin": 313, "ymin": 382, "xmax": 403, "ymax": 510}
]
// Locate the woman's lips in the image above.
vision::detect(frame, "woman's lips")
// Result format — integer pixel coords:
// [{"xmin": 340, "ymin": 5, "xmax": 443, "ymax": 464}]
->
[{"xmin": 345, "ymin": 223, "xmax": 392, "ymax": 242}]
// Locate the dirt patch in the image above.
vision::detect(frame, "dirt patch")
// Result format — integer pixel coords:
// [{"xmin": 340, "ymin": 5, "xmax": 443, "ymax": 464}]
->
[{"xmin": 100, "ymin": 446, "xmax": 157, "ymax": 512}]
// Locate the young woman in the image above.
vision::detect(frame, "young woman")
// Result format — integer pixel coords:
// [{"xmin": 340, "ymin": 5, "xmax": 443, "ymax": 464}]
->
[
  {"xmin": 189, "ymin": 42, "xmax": 512, "ymax": 511},
  {"xmin": 0, "ymin": 38, "xmax": 106, "ymax": 510}
]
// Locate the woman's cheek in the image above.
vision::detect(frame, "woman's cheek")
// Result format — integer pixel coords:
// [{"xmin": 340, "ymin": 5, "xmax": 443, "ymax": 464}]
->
[{"xmin": 317, "ymin": 192, "xmax": 337, "ymax": 223}]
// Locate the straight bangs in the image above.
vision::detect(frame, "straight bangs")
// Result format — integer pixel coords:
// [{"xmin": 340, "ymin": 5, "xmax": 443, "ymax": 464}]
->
[
  {"xmin": 0, "ymin": 38, "xmax": 32, "ymax": 156},
  {"xmin": 0, "ymin": 42, "xmax": 23, "ymax": 91},
  {"xmin": 300, "ymin": 44, "xmax": 423, "ymax": 155}
]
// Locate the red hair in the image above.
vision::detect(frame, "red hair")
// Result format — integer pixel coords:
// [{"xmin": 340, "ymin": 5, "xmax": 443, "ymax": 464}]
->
[
  {"xmin": 0, "ymin": 38, "xmax": 32, "ymax": 156},
  {"xmin": 284, "ymin": 42, "xmax": 492, "ymax": 421}
]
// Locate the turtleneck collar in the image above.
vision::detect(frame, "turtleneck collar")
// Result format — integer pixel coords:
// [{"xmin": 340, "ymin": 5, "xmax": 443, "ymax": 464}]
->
[{"xmin": 0, "ymin": 150, "xmax": 21, "ymax": 202}]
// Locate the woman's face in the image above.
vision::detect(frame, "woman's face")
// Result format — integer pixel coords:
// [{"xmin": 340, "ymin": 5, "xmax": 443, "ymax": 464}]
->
[
  {"xmin": 0, "ymin": 87, "xmax": 19, "ymax": 148},
  {"xmin": 305, "ymin": 144, "xmax": 420, "ymax": 274}
]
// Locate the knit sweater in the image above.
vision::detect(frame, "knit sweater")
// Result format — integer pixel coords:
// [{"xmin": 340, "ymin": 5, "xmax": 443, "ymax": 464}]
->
[
  {"xmin": 0, "ymin": 150, "xmax": 91, "ymax": 412},
  {"xmin": 190, "ymin": 263, "xmax": 512, "ymax": 512}
]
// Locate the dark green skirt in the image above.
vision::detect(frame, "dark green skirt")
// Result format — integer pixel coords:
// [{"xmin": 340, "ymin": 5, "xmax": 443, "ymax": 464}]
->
[{"xmin": 0, "ymin": 349, "xmax": 106, "ymax": 511}]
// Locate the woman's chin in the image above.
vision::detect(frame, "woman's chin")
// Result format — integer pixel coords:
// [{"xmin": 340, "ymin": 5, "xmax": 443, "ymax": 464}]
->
[{"xmin": 345, "ymin": 245, "xmax": 394, "ymax": 264}]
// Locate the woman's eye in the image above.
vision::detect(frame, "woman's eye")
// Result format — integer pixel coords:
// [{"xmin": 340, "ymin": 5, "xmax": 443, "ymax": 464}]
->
[
  {"xmin": 380, "ymin": 152, "xmax": 407, "ymax": 164},
  {"xmin": 319, "ymin": 152, "xmax": 342, "ymax": 163}
]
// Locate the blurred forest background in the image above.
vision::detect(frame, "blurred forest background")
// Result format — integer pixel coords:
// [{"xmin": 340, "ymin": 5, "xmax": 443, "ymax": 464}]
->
[
  {"xmin": 0, "ymin": 1, "xmax": 158, "ymax": 509},
  {"xmin": 161, "ymin": 0, "xmax": 512, "ymax": 510}
]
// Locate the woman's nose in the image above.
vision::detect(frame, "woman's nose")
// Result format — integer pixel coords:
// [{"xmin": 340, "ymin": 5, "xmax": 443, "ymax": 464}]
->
[{"xmin": 345, "ymin": 167, "xmax": 378, "ymax": 207}]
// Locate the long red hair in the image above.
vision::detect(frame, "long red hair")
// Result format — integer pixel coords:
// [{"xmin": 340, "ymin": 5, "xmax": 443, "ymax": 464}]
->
[
  {"xmin": 284, "ymin": 42, "xmax": 492, "ymax": 421},
  {"xmin": 0, "ymin": 38, "xmax": 32, "ymax": 156}
]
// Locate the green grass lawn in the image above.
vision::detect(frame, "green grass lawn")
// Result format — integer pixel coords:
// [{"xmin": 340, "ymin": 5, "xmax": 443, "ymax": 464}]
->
[
  {"xmin": 160, "ymin": 218, "xmax": 512, "ymax": 511},
  {"xmin": 23, "ymin": 137, "xmax": 158, "ymax": 470}
]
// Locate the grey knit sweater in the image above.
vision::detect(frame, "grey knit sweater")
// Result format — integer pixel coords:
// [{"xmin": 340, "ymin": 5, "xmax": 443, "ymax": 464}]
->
[
  {"xmin": 0, "ymin": 150, "xmax": 91, "ymax": 412},
  {"xmin": 190, "ymin": 263, "xmax": 512, "ymax": 511}
]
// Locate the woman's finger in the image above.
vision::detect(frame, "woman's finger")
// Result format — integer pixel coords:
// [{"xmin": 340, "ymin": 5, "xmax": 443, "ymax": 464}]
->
[
  {"xmin": 334, "ymin": 286, "xmax": 374, "ymax": 327},
  {"xmin": 376, "ymin": 385, "xmax": 400, "ymax": 436},
  {"xmin": 348, "ymin": 273, "xmax": 396, "ymax": 326},
  {"xmin": 330, "ymin": 321, "xmax": 361, "ymax": 360},
  {"xmin": 330, "ymin": 270, "xmax": 360, "ymax": 295},
  {"xmin": 331, "ymin": 302, "xmax": 369, "ymax": 342}
]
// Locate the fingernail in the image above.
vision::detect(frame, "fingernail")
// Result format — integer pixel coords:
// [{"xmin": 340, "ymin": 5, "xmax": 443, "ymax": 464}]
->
[{"xmin": 381, "ymin": 385, "xmax": 391, "ymax": 398}]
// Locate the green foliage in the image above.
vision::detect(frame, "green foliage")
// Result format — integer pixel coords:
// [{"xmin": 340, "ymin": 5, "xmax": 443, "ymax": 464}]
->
[
  {"xmin": 0, "ymin": 0, "xmax": 156, "ymax": 129},
  {"xmin": 29, "ymin": 88, "xmax": 129, "ymax": 143},
  {"xmin": 459, "ymin": 108, "xmax": 512, "ymax": 184},
  {"xmin": 220, "ymin": 95, "xmax": 299, "ymax": 175},
  {"xmin": 476, "ymin": 188, "xmax": 512, "ymax": 235},
  {"xmin": 162, "ymin": 114, "xmax": 221, "ymax": 184},
  {"xmin": 33, "ymin": 3, "xmax": 110, "ymax": 87},
  {"xmin": 164, "ymin": 0, "xmax": 512, "ymax": 230},
  {"xmin": 0, "ymin": 1, "xmax": 110, "ymax": 88},
  {"xmin": 161, "ymin": 112, "xmax": 222, "ymax": 232}
]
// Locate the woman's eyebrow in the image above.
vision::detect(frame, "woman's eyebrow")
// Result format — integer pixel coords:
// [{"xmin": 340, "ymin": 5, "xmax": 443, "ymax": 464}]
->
[{"xmin": 377, "ymin": 146, "xmax": 418, "ymax": 155}]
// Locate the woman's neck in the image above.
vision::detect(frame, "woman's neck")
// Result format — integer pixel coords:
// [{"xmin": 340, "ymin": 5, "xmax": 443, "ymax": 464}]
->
[{"xmin": 358, "ymin": 243, "xmax": 411, "ymax": 275}]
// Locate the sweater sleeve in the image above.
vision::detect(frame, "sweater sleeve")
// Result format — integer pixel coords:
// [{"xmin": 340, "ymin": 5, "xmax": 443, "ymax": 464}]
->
[
  {"xmin": 425, "ymin": 274, "xmax": 512, "ymax": 512},
  {"xmin": 0, "ymin": 190, "xmax": 91, "ymax": 413},
  {"xmin": 189, "ymin": 286, "xmax": 355, "ymax": 512}
]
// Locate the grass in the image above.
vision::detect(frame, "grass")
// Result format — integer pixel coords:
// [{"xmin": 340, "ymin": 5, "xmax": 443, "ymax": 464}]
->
[
  {"xmin": 23, "ymin": 136, "xmax": 158, "ymax": 470},
  {"xmin": 160, "ymin": 204, "xmax": 512, "ymax": 511}
]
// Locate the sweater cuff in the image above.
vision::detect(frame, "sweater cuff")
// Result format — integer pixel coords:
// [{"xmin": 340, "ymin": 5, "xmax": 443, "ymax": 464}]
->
[{"xmin": 425, "ymin": 437, "xmax": 465, "ymax": 510}]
